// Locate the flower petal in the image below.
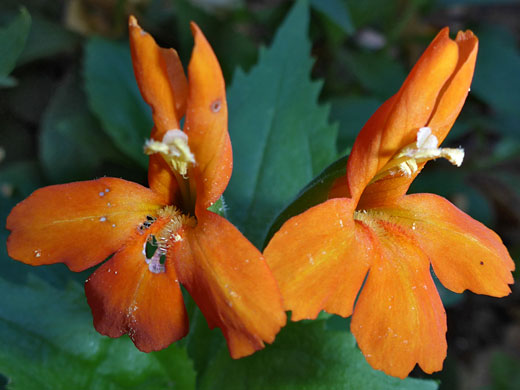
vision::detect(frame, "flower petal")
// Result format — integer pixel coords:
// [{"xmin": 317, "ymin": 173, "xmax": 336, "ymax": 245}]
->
[
  {"xmin": 347, "ymin": 28, "xmax": 460, "ymax": 202},
  {"xmin": 129, "ymin": 15, "xmax": 187, "ymax": 135},
  {"xmin": 184, "ymin": 23, "xmax": 232, "ymax": 210},
  {"xmin": 6, "ymin": 178, "xmax": 166, "ymax": 271},
  {"xmin": 394, "ymin": 193, "xmax": 514, "ymax": 296},
  {"xmin": 354, "ymin": 30, "xmax": 479, "ymax": 209},
  {"xmin": 129, "ymin": 16, "xmax": 189, "ymax": 203},
  {"xmin": 85, "ymin": 218, "xmax": 188, "ymax": 352},
  {"xmin": 264, "ymin": 199, "xmax": 371, "ymax": 320},
  {"xmin": 172, "ymin": 210, "xmax": 285, "ymax": 358},
  {"xmin": 351, "ymin": 221, "xmax": 447, "ymax": 379}
]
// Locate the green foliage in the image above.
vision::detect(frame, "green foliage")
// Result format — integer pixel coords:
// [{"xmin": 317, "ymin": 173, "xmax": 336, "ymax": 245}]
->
[
  {"xmin": 19, "ymin": 15, "xmax": 79, "ymax": 64},
  {"xmin": 225, "ymin": 0, "xmax": 338, "ymax": 248},
  {"xmin": 84, "ymin": 38, "xmax": 152, "ymax": 168},
  {"xmin": 199, "ymin": 320, "xmax": 438, "ymax": 390},
  {"xmin": 310, "ymin": 0, "xmax": 354, "ymax": 35},
  {"xmin": 491, "ymin": 351, "xmax": 520, "ymax": 390},
  {"xmin": 0, "ymin": 276, "xmax": 195, "ymax": 390},
  {"xmin": 40, "ymin": 72, "xmax": 122, "ymax": 183},
  {"xmin": 0, "ymin": 7, "xmax": 31, "ymax": 87}
]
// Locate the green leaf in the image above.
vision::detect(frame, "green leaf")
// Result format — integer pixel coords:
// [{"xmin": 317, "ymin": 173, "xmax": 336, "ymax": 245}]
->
[
  {"xmin": 491, "ymin": 351, "xmax": 520, "ymax": 390},
  {"xmin": 342, "ymin": 49, "xmax": 406, "ymax": 99},
  {"xmin": 472, "ymin": 25, "xmax": 520, "ymax": 134},
  {"xmin": 19, "ymin": 15, "xmax": 79, "ymax": 64},
  {"xmin": 0, "ymin": 7, "xmax": 31, "ymax": 86},
  {"xmin": 199, "ymin": 321, "xmax": 439, "ymax": 390},
  {"xmin": 0, "ymin": 276, "xmax": 195, "ymax": 390},
  {"xmin": 84, "ymin": 37, "xmax": 152, "ymax": 168},
  {"xmin": 310, "ymin": 0, "xmax": 355, "ymax": 35},
  {"xmin": 40, "ymin": 72, "xmax": 123, "ymax": 183},
  {"xmin": 224, "ymin": 0, "xmax": 338, "ymax": 247}
]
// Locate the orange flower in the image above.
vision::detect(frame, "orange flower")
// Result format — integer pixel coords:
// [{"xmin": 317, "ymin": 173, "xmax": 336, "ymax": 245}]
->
[
  {"xmin": 6, "ymin": 17, "xmax": 285, "ymax": 358},
  {"xmin": 264, "ymin": 28, "xmax": 514, "ymax": 378}
]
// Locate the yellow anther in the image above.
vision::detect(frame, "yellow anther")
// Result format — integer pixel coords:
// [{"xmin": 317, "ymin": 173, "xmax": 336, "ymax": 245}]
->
[
  {"xmin": 371, "ymin": 127, "xmax": 464, "ymax": 183},
  {"xmin": 144, "ymin": 129, "xmax": 195, "ymax": 177}
]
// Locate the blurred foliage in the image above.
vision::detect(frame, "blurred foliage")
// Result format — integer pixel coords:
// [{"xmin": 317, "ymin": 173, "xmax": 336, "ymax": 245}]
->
[{"xmin": 0, "ymin": 0, "xmax": 519, "ymax": 389}]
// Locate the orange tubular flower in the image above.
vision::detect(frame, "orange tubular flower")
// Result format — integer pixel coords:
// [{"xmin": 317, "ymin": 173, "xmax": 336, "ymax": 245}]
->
[
  {"xmin": 6, "ymin": 17, "xmax": 285, "ymax": 358},
  {"xmin": 264, "ymin": 28, "xmax": 514, "ymax": 378}
]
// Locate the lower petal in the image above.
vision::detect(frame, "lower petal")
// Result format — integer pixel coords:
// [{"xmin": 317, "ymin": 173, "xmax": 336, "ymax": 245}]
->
[
  {"xmin": 172, "ymin": 210, "xmax": 285, "ymax": 359},
  {"xmin": 264, "ymin": 198, "xmax": 371, "ymax": 320},
  {"xmin": 6, "ymin": 178, "xmax": 166, "ymax": 271},
  {"xmin": 351, "ymin": 221, "xmax": 447, "ymax": 379},
  {"xmin": 395, "ymin": 194, "xmax": 514, "ymax": 296},
  {"xmin": 85, "ymin": 218, "xmax": 188, "ymax": 352}
]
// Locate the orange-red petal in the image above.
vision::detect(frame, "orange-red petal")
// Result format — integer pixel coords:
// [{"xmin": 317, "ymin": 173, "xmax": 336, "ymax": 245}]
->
[
  {"xmin": 171, "ymin": 210, "xmax": 285, "ymax": 358},
  {"xmin": 264, "ymin": 199, "xmax": 371, "ymax": 320},
  {"xmin": 85, "ymin": 218, "xmax": 188, "ymax": 352},
  {"xmin": 394, "ymin": 194, "xmax": 514, "ymax": 296},
  {"xmin": 129, "ymin": 16, "xmax": 189, "ymax": 203},
  {"xmin": 351, "ymin": 221, "xmax": 447, "ymax": 379},
  {"xmin": 184, "ymin": 23, "xmax": 232, "ymax": 211},
  {"xmin": 6, "ymin": 177, "xmax": 166, "ymax": 271}
]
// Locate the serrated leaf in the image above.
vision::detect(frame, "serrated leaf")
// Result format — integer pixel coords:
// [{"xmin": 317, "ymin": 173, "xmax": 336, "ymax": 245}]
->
[
  {"xmin": 84, "ymin": 37, "xmax": 152, "ymax": 168},
  {"xmin": 224, "ymin": 0, "xmax": 338, "ymax": 247},
  {"xmin": 0, "ymin": 276, "xmax": 195, "ymax": 390},
  {"xmin": 0, "ymin": 7, "xmax": 31, "ymax": 86},
  {"xmin": 40, "ymin": 72, "xmax": 123, "ymax": 183},
  {"xmin": 199, "ymin": 321, "xmax": 439, "ymax": 390}
]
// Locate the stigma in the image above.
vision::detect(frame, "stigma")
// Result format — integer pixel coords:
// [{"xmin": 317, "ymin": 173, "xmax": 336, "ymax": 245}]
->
[
  {"xmin": 144, "ymin": 129, "xmax": 195, "ymax": 177},
  {"xmin": 371, "ymin": 127, "xmax": 464, "ymax": 183}
]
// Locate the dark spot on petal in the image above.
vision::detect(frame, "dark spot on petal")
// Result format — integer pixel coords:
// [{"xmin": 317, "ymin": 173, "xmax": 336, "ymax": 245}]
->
[
  {"xmin": 480, "ymin": 261, "xmax": 484, "ymax": 265},
  {"xmin": 210, "ymin": 99, "xmax": 222, "ymax": 113}
]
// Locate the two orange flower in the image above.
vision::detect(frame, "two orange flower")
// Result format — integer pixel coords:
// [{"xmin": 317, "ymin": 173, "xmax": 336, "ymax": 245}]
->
[{"xmin": 6, "ymin": 18, "xmax": 514, "ymax": 378}]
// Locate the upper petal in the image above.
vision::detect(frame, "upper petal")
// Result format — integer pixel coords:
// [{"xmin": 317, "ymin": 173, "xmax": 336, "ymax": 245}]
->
[
  {"xmin": 393, "ymin": 193, "xmax": 514, "ymax": 296},
  {"xmin": 351, "ymin": 220, "xmax": 447, "ymax": 379},
  {"xmin": 6, "ymin": 178, "xmax": 166, "ymax": 271},
  {"xmin": 345, "ymin": 28, "xmax": 477, "ymax": 205},
  {"xmin": 129, "ymin": 15, "xmax": 187, "ymax": 135},
  {"xmin": 263, "ymin": 198, "xmax": 371, "ymax": 320},
  {"xmin": 85, "ymin": 217, "xmax": 188, "ymax": 352},
  {"xmin": 129, "ymin": 16, "xmax": 188, "ymax": 203},
  {"xmin": 184, "ymin": 23, "xmax": 232, "ymax": 211},
  {"xmin": 171, "ymin": 210, "xmax": 285, "ymax": 359}
]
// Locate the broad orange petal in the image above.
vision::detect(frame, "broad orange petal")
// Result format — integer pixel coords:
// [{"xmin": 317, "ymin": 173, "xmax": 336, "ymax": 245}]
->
[
  {"xmin": 172, "ymin": 210, "xmax": 285, "ymax": 358},
  {"xmin": 85, "ymin": 217, "xmax": 188, "ymax": 352},
  {"xmin": 393, "ymin": 194, "xmax": 514, "ymax": 296},
  {"xmin": 351, "ymin": 221, "xmax": 447, "ymax": 379},
  {"xmin": 184, "ymin": 23, "xmax": 232, "ymax": 211},
  {"xmin": 6, "ymin": 178, "xmax": 166, "ymax": 271},
  {"xmin": 129, "ymin": 16, "xmax": 188, "ymax": 203},
  {"xmin": 264, "ymin": 199, "xmax": 371, "ymax": 320},
  {"xmin": 347, "ymin": 28, "xmax": 462, "ymax": 202}
]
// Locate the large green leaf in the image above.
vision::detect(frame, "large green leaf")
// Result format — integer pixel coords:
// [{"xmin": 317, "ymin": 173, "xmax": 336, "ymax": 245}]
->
[
  {"xmin": 40, "ymin": 72, "xmax": 123, "ymax": 183},
  {"xmin": 310, "ymin": 0, "xmax": 355, "ymax": 35},
  {"xmin": 199, "ymin": 321, "xmax": 439, "ymax": 390},
  {"xmin": 84, "ymin": 38, "xmax": 152, "ymax": 168},
  {"xmin": 0, "ymin": 7, "xmax": 31, "ymax": 87},
  {"xmin": 0, "ymin": 276, "xmax": 195, "ymax": 390},
  {"xmin": 472, "ymin": 25, "xmax": 520, "ymax": 136},
  {"xmin": 224, "ymin": 0, "xmax": 338, "ymax": 247}
]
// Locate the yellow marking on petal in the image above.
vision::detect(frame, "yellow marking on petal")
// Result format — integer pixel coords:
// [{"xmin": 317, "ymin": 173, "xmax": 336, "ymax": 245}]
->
[
  {"xmin": 370, "ymin": 127, "xmax": 464, "ymax": 184},
  {"xmin": 144, "ymin": 129, "xmax": 195, "ymax": 177}
]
